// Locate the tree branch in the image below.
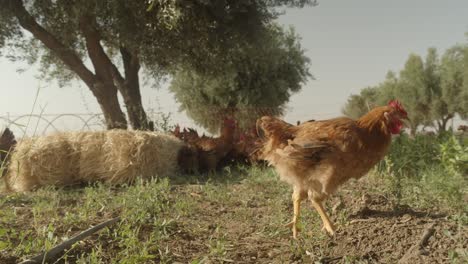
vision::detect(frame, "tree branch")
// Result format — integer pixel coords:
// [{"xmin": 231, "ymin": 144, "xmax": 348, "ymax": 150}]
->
[
  {"xmin": 79, "ymin": 15, "xmax": 136, "ymax": 94},
  {"xmin": 19, "ymin": 217, "xmax": 120, "ymax": 264},
  {"xmin": 439, "ymin": 113, "xmax": 454, "ymax": 132},
  {"xmin": 398, "ymin": 223, "xmax": 435, "ymax": 264},
  {"xmin": 79, "ymin": 15, "xmax": 119, "ymax": 86},
  {"xmin": 78, "ymin": 16, "xmax": 149, "ymax": 129},
  {"xmin": 116, "ymin": 46, "xmax": 151, "ymax": 130},
  {"xmin": 119, "ymin": 47, "xmax": 141, "ymax": 92},
  {"xmin": 102, "ymin": 46, "xmax": 140, "ymax": 89},
  {"xmin": 6, "ymin": 0, "xmax": 96, "ymax": 88},
  {"xmin": 120, "ymin": 47, "xmax": 140, "ymax": 81}
]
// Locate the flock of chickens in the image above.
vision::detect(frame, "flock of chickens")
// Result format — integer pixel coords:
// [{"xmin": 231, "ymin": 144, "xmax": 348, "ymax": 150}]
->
[
  {"xmin": 170, "ymin": 100, "xmax": 409, "ymax": 238},
  {"xmin": 171, "ymin": 118, "xmax": 263, "ymax": 173},
  {"xmin": 1, "ymin": 100, "xmax": 410, "ymax": 238}
]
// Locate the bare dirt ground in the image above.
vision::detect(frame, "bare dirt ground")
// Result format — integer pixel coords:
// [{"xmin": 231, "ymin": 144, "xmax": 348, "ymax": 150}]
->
[
  {"xmin": 160, "ymin": 182, "xmax": 466, "ymax": 263},
  {"xmin": 1, "ymin": 170, "xmax": 466, "ymax": 263}
]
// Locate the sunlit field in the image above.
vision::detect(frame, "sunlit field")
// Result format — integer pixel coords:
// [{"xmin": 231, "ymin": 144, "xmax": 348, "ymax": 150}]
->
[{"xmin": 1, "ymin": 133, "xmax": 466, "ymax": 263}]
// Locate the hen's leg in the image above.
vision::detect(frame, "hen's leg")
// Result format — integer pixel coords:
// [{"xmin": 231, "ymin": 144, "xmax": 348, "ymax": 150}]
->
[
  {"xmin": 311, "ymin": 199, "xmax": 335, "ymax": 236},
  {"xmin": 285, "ymin": 188, "xmax": 307, "ymax": 239}
]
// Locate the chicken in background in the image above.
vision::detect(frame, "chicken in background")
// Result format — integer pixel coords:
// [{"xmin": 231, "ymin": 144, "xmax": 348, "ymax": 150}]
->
[
  {"xmin": 0, "ymin": 128, "xmax": 16, "ymax": 176},
  {"xmin": 256, "ymin": 100, "xmax": 409, "ymax": 238},
  {"xmin": 173, "ymin": 124, "xmax": 182, "ymax": 138},
  {"xmin": 172, "ymin": 125, "xmax": 201, "ymax": 144},
  {"xmin": 458, "ymin": 125, "xmax": 467, "ymax": 133},
  {"xmin": 224, "ymin": 127, "xmax": 262, "ymax": 165},
  {"xmin": 193, "ymin": 118, "xmax": 237, "ymax": 172},
  {"xmin": 173, "ymin": 118, "xmax": 238, "ymax": 172}
]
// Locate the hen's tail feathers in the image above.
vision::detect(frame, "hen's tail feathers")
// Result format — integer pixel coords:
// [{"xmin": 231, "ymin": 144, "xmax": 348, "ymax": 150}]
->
[{"xmin": 0, "ymin": 128, "xmax": 16, "ymax": 169}]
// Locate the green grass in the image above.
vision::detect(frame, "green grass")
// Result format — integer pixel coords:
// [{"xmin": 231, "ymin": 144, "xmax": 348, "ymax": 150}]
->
[
  {"xmin": 0, "ymin": 160, "xmax": 466, "ymax": 263},
  {"xmin": 369, "ymin": 166, "xmax": 467, "ymax": 212}
]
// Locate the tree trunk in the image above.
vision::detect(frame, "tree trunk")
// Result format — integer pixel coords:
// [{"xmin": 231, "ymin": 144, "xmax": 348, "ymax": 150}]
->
[
  {"xmin": 90, "ymin": 82, "xmax": 128, "ymax": 130},
  {"xmin": 436, "ymin": 120, "xmax": 444, "ymax": 133},
  {"xmin": 115, "ymin": 48, "xmax": 151, "ymax": 130},
  {"xmin": 10, "ymin": 1, "xmax": 152, "ymax": 130},
  {"xmin": 9, "ymin": 0, "xmax": 128, "ymax": 130},
  {"xmin": 80, "ymin": 19, "xmax": 129, "ymax": 129},
  {"xmin": 119, "ymin": 85, "xmax": 150, "ymax": 130},
  {"xmin": 80, "ymin": 16, "xmax": 150, "ymax": 130},
  {"xmin": 436, "ymin": 113, "xmax": 454, "ymax": 134}
]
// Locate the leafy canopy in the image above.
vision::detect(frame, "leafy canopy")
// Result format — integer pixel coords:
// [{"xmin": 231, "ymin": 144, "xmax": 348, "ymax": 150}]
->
[
  {"xmin": 0, "ymin": 0, "xmax": 317, "ymax": 85},
  {"xmin": 169, "ymin": 25, "xmax": 311, "ymax": 133},
  {"xmin": 343, "ymin": 45, "xmax": 468, "ymax": 133}
]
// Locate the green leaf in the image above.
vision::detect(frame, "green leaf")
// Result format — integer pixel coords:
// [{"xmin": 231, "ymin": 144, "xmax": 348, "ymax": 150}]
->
[{"xmin": 0, "ymin": 241, "xmax": 9, "ymax": 250}]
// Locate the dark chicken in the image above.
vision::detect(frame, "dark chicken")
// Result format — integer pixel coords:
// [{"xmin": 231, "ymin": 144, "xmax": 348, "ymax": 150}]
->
[
  {"xmin": 0, "ymin": 128, "xmax": 16, "ymax": 171},
  {"xmin": 173, "ymin": 119, "xmax": 237, "ymax": 172}
]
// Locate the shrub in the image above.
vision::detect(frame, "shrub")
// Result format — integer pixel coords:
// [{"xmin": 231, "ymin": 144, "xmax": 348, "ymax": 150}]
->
[
  {"xmin": 376, "ymin": 131, "xmax": 467, "ymax": 209},
  {"xmin": 378, "ymin": 132, "xmax": 466, "ymax": 177}
]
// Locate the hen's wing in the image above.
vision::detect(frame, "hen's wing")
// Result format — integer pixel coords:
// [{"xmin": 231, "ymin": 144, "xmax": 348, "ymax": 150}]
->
[
  {"xmin": 256, "ymin": 116, "xmax": 299, "ymax": 160},
  {"xmin": 258, "ymin": 116, "xmax": 360, "ymax": 163}
]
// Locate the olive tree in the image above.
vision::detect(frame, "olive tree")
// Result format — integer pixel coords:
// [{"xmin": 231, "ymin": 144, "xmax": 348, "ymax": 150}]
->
[
  {"xmin": 0, "ymin": 0, "xmax": 316, "ymax": 129},
  {"xmin": 169, "ymin": 25, "xmax": 311, "ymax": 133}
]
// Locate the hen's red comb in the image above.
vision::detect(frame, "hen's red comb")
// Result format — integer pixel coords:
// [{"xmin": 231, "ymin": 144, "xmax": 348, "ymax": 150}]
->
[
  {"xmin": 388, "ymin": 100, "xmax": 407, "ymax": 115},
  {"xmin": 388, "ymin": 100, "xmax": 402, "ymax": 109}
]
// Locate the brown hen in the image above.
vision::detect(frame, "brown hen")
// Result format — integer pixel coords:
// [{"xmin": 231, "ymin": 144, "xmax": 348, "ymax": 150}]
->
[
  {"xmin": 256, "ymin": 100, "xmax": 408, "ymax": 238},
  {"xmin": 192, "ymin": 118, "xmax": 237, "ymax": 172}
]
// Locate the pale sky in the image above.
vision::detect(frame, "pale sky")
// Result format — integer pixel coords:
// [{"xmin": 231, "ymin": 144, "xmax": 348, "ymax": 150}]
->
[{"xmin": 1, "ymin": 0, "xmax": 467, "ymax": 133}]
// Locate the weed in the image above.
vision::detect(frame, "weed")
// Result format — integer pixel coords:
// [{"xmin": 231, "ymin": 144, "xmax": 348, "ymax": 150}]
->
[{"xmin": 0, "ymin": 135, "xmax": 466, "ymax": 263}]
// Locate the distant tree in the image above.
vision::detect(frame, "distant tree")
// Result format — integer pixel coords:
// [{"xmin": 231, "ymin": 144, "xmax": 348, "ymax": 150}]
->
[
  {"xmin": 437, "ymin": 45, "xmax": 468, "ymax": 128},
  {"xmin": 422, "ymin": 47, "xmax": 444, "ymax": 131},
  {"xmin": 419, "ymin": 46, "xmax": 467, "ymax": 132},
  {"xmin": 342, "ymin": 86, "xmax": 379, "ymax": 119},
  {"xmin": 169, "ymin": 25, "xmax": 311, "ymax": 133},
  {"xmin": 394, "ymin": 47, "xmax": 468, "ymax": 132},
  {"xmin": 0, "ymin": 0, "xmax": 316, "ymax": 130},
  {"xmin": 342, "ymin": 71, "xmax": 399, "ymax": 119},
  {"xmin": 343, "ymin": 45, "xmax": 468, "ymax": 134},
  {"xmin": 396, "ymin": 53, "xmax": 432, "ymax": 134},
  {"xmin": 376, "ymin": 71, "xmax": 400, "ymax": 105},
  {"xmin": 464, "ymin": 39, "xmax": 468, "ymax": 116}
]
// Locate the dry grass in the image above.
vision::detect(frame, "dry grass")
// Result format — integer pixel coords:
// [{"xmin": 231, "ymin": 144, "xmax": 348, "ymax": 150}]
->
[
  {"xmin": 3, "ymin": 130, "xmax": 185, "ymax": 192},
  {"xmin": 0, "ymin": 166, "xmax": 466, "ymax": 264}
]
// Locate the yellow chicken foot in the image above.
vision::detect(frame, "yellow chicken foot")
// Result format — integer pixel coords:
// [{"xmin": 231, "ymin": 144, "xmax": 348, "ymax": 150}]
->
[
  {"xmin": 311, "ymin": 199, "xmax": 335, "ymax": 236},
  {"xmin": 286, "ymin": 189, "xmax": 306, "ymax": 239},
  {"xmin": 284, "ymin": 220, "xmax": 299, "ymax": 239}
]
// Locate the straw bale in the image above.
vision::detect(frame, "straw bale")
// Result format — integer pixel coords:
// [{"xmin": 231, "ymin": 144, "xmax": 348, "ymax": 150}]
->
[{"xmin": 4, "ymin": 130, "xmax": 186, "ymax": 192}]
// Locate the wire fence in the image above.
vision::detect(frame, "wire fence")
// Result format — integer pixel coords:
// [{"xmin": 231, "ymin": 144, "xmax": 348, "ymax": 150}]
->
[
  {"xmin": 1, "ymin": 111, "xmax": 466, "ymax": 138},
  {"xmin": 0, "ymin": 109, "xmax": 196, "ymax": 138},
  {"xmin": 0, "ymin": 113, "xmax": 106, "ymax": 137},
  {"xmin": 0, "ymin": 107, "xmax": 289, "ymax": 137}
]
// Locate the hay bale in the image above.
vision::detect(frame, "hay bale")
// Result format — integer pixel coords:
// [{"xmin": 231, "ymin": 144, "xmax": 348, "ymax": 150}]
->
[{"xmin": 4, "ymin": 130, "xmax": 189, "ymax": 192}]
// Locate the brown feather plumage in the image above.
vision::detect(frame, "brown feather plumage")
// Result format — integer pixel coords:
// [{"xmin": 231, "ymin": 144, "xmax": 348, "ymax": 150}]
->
[
  {"xmin": 191, "ymin": 118, "xmax": 237, "ymax": 172},
  {"xmin": 257, "ymin": 103, "xmax": 408, "ymax": 238}
]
